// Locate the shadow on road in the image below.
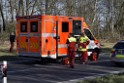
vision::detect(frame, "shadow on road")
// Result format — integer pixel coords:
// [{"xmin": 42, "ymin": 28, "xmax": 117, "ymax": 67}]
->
[{"xmin": 89, "ymin": 60, "xmax": 124, "ymax": 68}]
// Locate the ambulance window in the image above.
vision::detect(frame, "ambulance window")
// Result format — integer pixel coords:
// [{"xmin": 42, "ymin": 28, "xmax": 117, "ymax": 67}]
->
[
  {"xmin": 84, "ymin": 29, "xmax": 95, "ymax": 40},
  {"xmin": 62, "ymin": 22, "xmax": 69, "ymax": 32},
  {"xmin": 73, "ymin": 20, "xmax": 81, "ymax": 35},
  {"xmin": 30, "ymin": 22, "xmax": 38, "ymax": 32},
  {"xmin": 21, "ymin": 22, "xmax": 27, "ymax": 32}
]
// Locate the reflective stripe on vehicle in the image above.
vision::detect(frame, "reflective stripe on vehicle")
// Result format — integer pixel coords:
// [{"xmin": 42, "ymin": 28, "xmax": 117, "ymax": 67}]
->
[
  {"xmin": 58, "ymin": 54, "xmax": 67, "ymax": 56},
  {"xmin": 18, "ymin": 52, "xmax": 41, "ymax": 57},
  {"xmin": 19, "ymin": 34, "xmax": 40, "ymax": 36},
  {"xmin": 115, "ymin": 54, "xmax": 124, "ymax": 59},
  {"xmin": 19, "ymin": 42, "xmax": 28, "ymax": 48},
  {"xmin": 58, "ymin": 44, "xmax": 67, "ymax": 48},
  {"xmin": 42, "ymin": 54, "xmax": 57, "ymax": 59},
  {"xmin": 30, "ymin": 42, "xmax": 39, "ymax": 49},
  {"xmin": 42, "ymin": 33, "xmax": 56, "ymax": 37}
]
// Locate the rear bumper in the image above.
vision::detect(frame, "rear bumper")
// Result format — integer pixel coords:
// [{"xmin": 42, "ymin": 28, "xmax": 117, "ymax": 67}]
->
[
  {"xmin": 18, "ymin": 52, "xmax": 41, "ymax": 58},
  {"xmin": 18, "ymin": 52, "xmax": 57, "ymax": 59}
]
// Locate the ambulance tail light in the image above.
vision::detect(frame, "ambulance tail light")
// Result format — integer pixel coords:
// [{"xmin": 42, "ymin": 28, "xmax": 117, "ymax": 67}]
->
[{"xmin": 94, "ymin": 39, "xmax": 98, "ymax": 45}]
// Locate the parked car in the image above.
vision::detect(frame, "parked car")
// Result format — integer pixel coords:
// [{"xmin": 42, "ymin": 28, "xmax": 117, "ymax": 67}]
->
[{"xmin": 110, "ymin": 40, "xmax": 124, "ymax": 65}]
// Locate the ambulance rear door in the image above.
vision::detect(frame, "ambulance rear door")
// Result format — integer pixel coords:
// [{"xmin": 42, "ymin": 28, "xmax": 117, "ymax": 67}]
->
[
  {"xmin": 28, "ymin": 20, "xmax": 41, "ymax": 57},
  {"xmin": 18, "ymin": 18, "xmax": 41, "ymax": 57},
  {"xmin": 42, "ymin": 17, "xmax": 57, "ymax": 59},
  {"xmin": 18, "ymin": 20, "xmax": 29, "ymax": 54}
]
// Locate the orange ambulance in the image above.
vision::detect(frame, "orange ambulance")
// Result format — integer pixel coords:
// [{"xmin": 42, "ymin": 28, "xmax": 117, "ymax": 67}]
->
[{"xmin": 16, "ymin": 15, "xmax": 101, "ymax": 61}]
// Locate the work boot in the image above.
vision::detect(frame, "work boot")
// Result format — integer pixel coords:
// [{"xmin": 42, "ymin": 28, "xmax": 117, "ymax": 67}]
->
[{"xmin": 70, "ymin": 65, "xmax": 74, "ymax": 68}]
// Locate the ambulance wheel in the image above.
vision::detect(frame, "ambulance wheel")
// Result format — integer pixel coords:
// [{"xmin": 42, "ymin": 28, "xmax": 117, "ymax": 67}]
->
[
  {"xmin": 40, "ymin": 58, "xmax": 47, "ymax": 64},
  {"xmin": 55, "ymin": 57, "xmax": 63, "ymax": 63}
]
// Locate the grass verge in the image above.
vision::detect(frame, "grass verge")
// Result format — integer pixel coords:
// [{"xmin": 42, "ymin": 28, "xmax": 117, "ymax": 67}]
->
[
  {"xmin": 78, "ymin": 73, "xmax": 124, "ymax": 83},
  {"xmin": 0, "ymin": 41, "xmax": 19, "ymax": 61},
  {"xmin": 100, "ymin": 42, "xmax": 116, "ymax": 53}
]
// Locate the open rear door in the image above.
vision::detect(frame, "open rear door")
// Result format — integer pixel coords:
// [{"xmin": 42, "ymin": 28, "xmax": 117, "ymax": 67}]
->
[
  {"xmin": 42, "ymin": 18, "xmax": 57, "ymax": 59},
  {"xmin": 57, "ymin": 20, "xmax": 71, "ymax": 57}
]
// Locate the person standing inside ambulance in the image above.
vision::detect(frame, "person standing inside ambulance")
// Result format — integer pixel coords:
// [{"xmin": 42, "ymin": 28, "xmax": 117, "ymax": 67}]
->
[
  {"xmin": 9, "ymin": 32, "xmax": 15, "ymax": 52},
  {"xmin": 66, "ymin": 33, "xmax": 77, "ymax": 68},
  {"xmin": 78, "ymin": 33, "xmax": 90, "ymax": 64}
]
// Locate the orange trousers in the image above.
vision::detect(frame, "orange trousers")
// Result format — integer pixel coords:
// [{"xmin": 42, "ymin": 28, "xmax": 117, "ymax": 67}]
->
[
  {"xmin": 68, "ymin": 51, "xmax": 75, "ymax": 67},
  {"xmin": 81, "ymin": 51, "xmax": 88, "ymax": 63}
]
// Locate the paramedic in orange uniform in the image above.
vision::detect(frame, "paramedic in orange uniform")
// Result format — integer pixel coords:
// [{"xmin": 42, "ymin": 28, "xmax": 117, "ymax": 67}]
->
[
  {"xmin": 78, "ymin": 33, "xmax": 89, "ymax": 64},
  {"xmin": 9, "ymin": 32, "xmax": 15, "ymax": 52},
  {"xmin": 66, "ymin": 33, "xmax": 77, "ymax": 68}
]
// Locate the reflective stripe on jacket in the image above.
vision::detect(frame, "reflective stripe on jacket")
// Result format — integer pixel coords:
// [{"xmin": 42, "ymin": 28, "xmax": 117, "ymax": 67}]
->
[
  {"xmin": 79, "ymin": 36, "xmax": 89, "ymax": 43},
  {"xmin": 78, "ymin": 36, "xmax": 89, "ymax": 52},
  {"xmin": 78, "ymin": 47, "xmax": 87, "ymax": 51},
  {"xmin": 78, "ymin": 43, "xmax": 87, "ymax": 52}
]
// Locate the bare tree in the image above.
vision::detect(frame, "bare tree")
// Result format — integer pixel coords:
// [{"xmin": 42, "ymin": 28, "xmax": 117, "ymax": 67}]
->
[{"xmin": 0, "ymin": 0, "xmax": 6, "ymax": 32}]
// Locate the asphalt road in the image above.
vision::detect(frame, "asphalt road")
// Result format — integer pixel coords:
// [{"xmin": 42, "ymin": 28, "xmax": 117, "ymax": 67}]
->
[{"xmin": 0, "ymin": 53, "xmax": 124, "ymax": 83}]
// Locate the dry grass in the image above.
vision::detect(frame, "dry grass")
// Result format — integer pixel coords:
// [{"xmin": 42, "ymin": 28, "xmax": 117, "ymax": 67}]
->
[
  {"xmin": 100, "ymin": 40, "xmax": 116, "ymax": 53},
  {"xmin": 0, "ymin": 41, "xmax": 17, "ymax": 61},
  {"xmin": 0, "ymin": 41, "xmax": 16, "ymax": 55}
]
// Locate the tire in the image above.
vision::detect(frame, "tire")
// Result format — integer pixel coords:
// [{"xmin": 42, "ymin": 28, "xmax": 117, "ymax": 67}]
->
[
  {"xmin": 40, "ymin": 58, "xmax": 48, "ymax": 64},
  {"xmin": 113, "ymin": 62, "xmax": 124, "ymax": 67}
]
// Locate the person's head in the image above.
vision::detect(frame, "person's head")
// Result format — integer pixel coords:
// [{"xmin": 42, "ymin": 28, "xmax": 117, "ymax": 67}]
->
[
  {"xmin": 68, "ymin": 33, "xmax": 73, "ymax": 37},
  {"xmin": 10, "ymin": 32, "xmax": 15, "ymax": 35}
]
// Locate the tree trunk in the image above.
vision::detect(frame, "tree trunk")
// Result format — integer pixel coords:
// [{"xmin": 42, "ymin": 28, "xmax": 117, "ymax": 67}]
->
[
  {"xmin": 0, "ymin": 1, "xmax": 6, "ymax": 31},
  {"xmin": 9, "ymin": 0, "xmax": 14, "ymax": 22},
  {"xmin": 30, "ymin": 0, "xmax": 37, "ymax": 16}
]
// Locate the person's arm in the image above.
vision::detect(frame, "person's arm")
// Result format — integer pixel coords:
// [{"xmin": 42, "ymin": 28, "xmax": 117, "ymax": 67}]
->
[
  {"xmin": 85, "ymin": 36, "xmax": 90, "ymax": 45},
  {"xmin": 66, "ymin": 39, "xmax": 69, "ymax": 44}
]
